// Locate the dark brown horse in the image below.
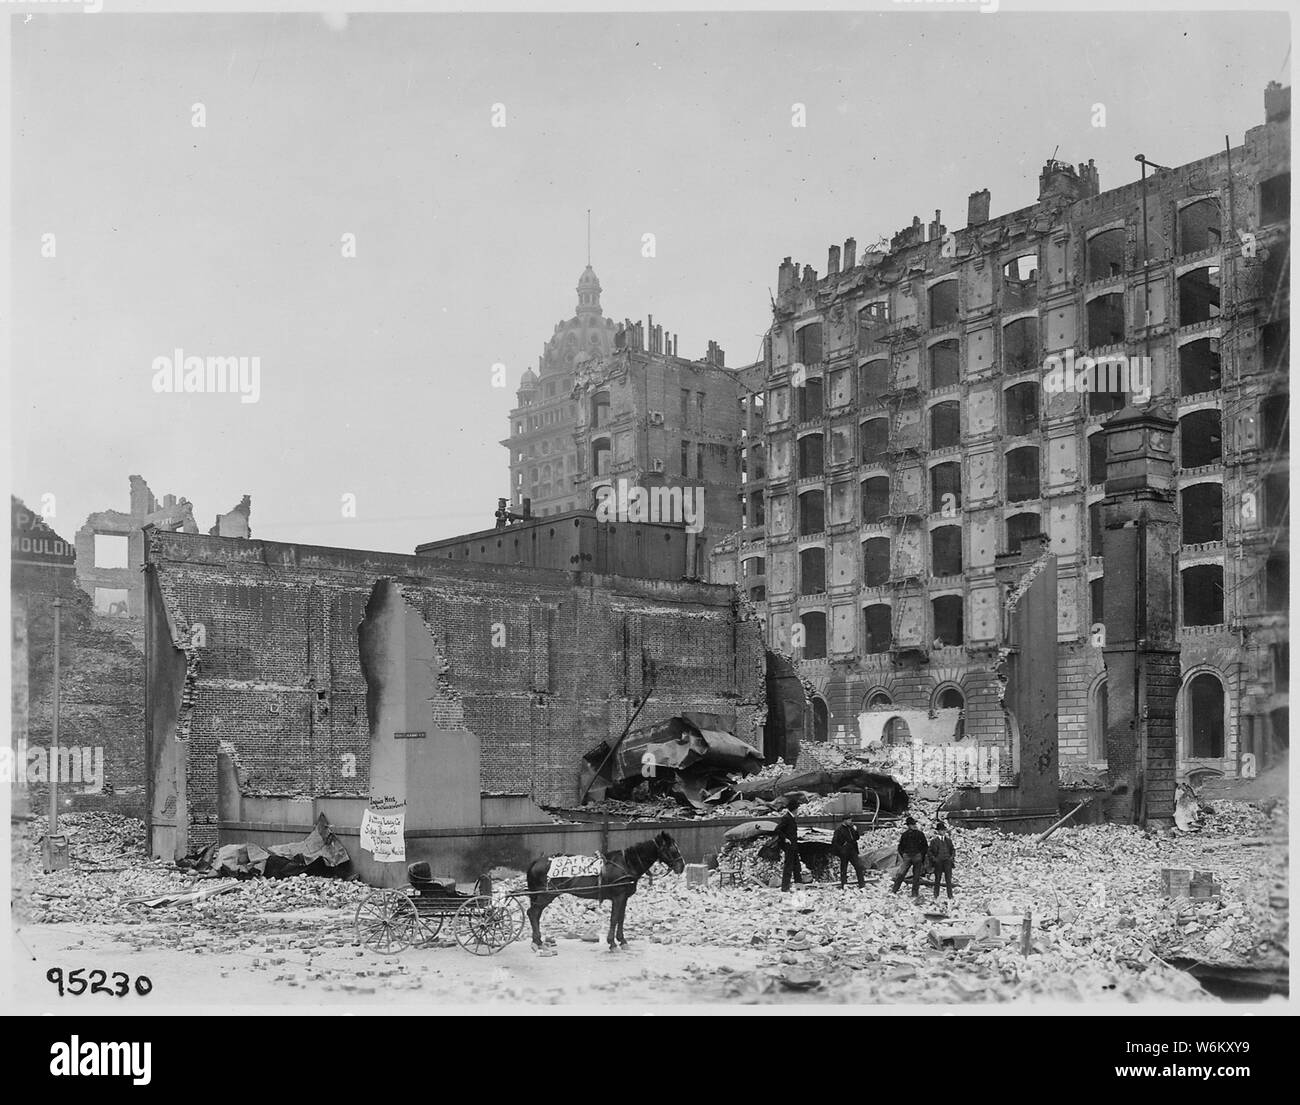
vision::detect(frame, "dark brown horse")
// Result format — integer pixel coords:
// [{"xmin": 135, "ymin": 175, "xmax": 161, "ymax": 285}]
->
[{"xmin": 526, "ymin": 832, "xmax": 685, "ymax": 952}]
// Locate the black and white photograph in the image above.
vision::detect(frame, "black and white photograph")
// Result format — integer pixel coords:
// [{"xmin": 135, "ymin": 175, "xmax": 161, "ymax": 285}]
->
[{"xmin": 3, "ymin": 0, "xmax": 1293, "ymax": 1039}]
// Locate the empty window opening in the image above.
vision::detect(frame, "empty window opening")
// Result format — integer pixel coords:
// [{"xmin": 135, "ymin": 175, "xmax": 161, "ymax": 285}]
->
[
  {"xmin": 799, "ymin": 377, "xmax": 824, "ymax": 421},
  {"xmin": 801, "ymin": 611, "xmax": 827, "ymax": 659},
  {"xmin": 1180, "ymin": 484, "xmax": 1223, "ymax": 544},
  {"xmin": 1266, "ymin": 554, "xmax": 1289, "ymax": 612},
  {"xmin": 748, "ymin": 585, "xmax": 767, "ymax": 602},
  {"xmin": 930, "ymin": 340, "xmax": 960, "ymax": 389},
  {"xmin": 930, "ymin": 462, "xmax": 962, "ymax": 514},
  {"xmin": 936, "ymin": 687, "xmax": 965, "ymax": 710},
  {"xmin": 1090, "ymin": 577, "xmax": 1105, "ymax": 633},
  {"xmin": 1182, "ymin": 565, "xmax": 1224, "ymax": 626},
  {"xmin": 865, "ymin": 689, "xmax": 892, "ymax": 709},
  {"xmin": 931, "ymin": 525, "xmax": 963, "ymax": 576},
  {"xmin": 798, "ymin": 490, "xmax": 825, "ymax": 536},
  {"xmin": 752, "ymin": 489, "xmax": 766, "ymax": 527},
  {"xmin": 1086, "ymin": 293, "xmax": 1126, "ymax": 347},
  {"xmin": 930, "ymin": 402, "xmax": 961, "ymax": 449},
  {"xmin": 929, "ymin": 281, "xmax": 959, "ymax": 328},
  {"xmin": 858, "ymin": 302, "xmax": 890, "ymax": 350},
  {"xmin": 1263, "ymin": 239, "xmax": 1289, "ymax": 305},
  {"xmin": 863, "ymin": 605, "xmax": 892, "ymax": 654},
  {"xmin": 1178, "ymin": 266, "xmax": 1221, "ymax": 326},
  {"xmin": 859, "ymin": 360, "xmax": 889, "ymax": 402},
  {"xmin": 93, "ymin": 533, "xmax": 129, "ymax": 569},
  {"xmin": 798, "ymin": 434, "xmax": 824, "ymax": 478},
  {"xmin": 592, "ymin": 440, "xmax": 611, "ymax": 477},
  {"xmin": 932, "ymin": 595, "xmax": 964, "ymax": 646},
  {"xmin": 1003, "ymin": 255, "xmax": 1038, "ymax": 310},
  {"xmin": 861, "ymin": 418, "xmax": 889, "ymax": 463},
  {"xmin": 1089, "ymin": 679, "xmax": 1109, "ymax": 761},
  {"xmin": 1087, "ymin": 228, "xmax": 1126, "ymax": 281},
  {"xmin": 590, "ymin": 391, "xmax": 610, "ymax": 429},
  {"xmin": 1179, "ymin": 338, "xmax": 1222, "ymax": 395},
  {"xmin": 1178, "ymin": 198, "xmax": 1222, "ymax": 254},
  {"xmin": 1264, "ymin": 472, "xmax": 1288, "ymax": 528},
  {"xmin": 1260, "ymin": 173, "xmax": 1290, "ymax": 226},
  {"xmin": 1262, "ymin": 394, "xmax": 1289, "ymax": 454},
  {"xmin": 1007, "ymin": 512, "xmax": 1042, "ymax": 554},
  {"xmin": 800, "ymin": 548, "xmax": 826, "ymax": 595},
  {"xmin": 1261, "ymin": 321, "xmax": 1289, "ymax": 372},
  {"xmin": 1179, "ymin": 409, "xmax": 1222, "ymax": 468},
  {"xmin": 1088, "ymin": 387, "xmax": 1127, "ymax": 417},
  {"xmin": 1186, "ymin": 673, "xmax": 1225, "ymax": 757},
  {"xmin": 1003, "ymin": 317, "xmax": 1039, "ymax": 374},
  {"xmin": 863, "ymin": 537, "xmax": 891, "ymax": 587},
  {"xmin": 797, "ymin": 324, "xmax": 823, "ymax": 366},
  {"xmin": 811, "ymin": 696, "xmax": 830, "ymax": 742},
  {"xmin": 94, "ymin": 587, "xmax": 130, "ymax": 617},
  {"xmin": 1089, "ymin": 432, "xmax": 1108, "ymax": 486},
  {"xmin": 861, "ymin": 477, "xmax": 891, "ymax": 525},
  {"xmin": 1006, "ymin": 446, "xmax": 1041, "ymax": 502},
  {"xmin": 742, "ymin": 556, "xmax": 767, "ymax": 578},
  {"xmin": 1089, "ymin": 501, "xmax": 1105, "ymax": 557},
  {"xmin": 1004, "ymin": 383, "xmax": 1039, "ymax": 437}
]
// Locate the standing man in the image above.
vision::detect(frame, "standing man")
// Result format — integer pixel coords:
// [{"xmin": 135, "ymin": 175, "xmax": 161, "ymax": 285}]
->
[
  {"xmin": 776, "ymin": 809, "xmax": 804, "ymax": 892},
  {"xmin": 831, "ymin": 815, "xmax": 867, "ymax": 889},
  {"xmin": 929, "ymin": 819, "xmax": 956, "ymax": 900},
  {"xmin": 891, "ymin": 816, "xmax": 928, "ymax": 898}
]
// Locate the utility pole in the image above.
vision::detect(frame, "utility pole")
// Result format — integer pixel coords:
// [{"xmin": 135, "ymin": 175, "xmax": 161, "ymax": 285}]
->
[{"xmin": 44, "ymin": 599, "xmax": 66, "ymax": 872}]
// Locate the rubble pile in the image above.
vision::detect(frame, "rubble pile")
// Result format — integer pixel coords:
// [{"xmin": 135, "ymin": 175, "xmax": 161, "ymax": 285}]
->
[{"xmin": 15, "ymin": 813, "xmax": 371, "ymax": 927}]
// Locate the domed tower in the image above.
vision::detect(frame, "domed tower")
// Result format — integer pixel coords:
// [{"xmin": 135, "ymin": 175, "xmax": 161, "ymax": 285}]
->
[{"xmin": 576, "ymin": 265, "xmax": 603, "ymax": 318}]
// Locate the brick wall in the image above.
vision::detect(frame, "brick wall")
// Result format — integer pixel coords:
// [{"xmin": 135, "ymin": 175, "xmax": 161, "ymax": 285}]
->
[{"xmin": 144, "ymin": 530, "xmax": 766, "ymax": 848}]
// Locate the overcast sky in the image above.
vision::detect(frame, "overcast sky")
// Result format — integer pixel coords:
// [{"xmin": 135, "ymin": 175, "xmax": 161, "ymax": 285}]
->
[{"xmin": 10, "ymin": 9, "xmax": 1287, "ymax": 553}]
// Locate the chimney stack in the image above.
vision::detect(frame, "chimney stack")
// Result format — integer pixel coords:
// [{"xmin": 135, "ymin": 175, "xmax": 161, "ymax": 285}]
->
[
  {"xmin": 843, "ymin": 237, "xmax": 856, "ymax": 270},
  {"xmin": 967, "ymin": 189, "xmax": 991, "ymax": 227},
  {"xmin": 1266, "ymin": 80, "xmax": 1291, "ymax": 124},
  {"xmin": 827, "ymin": 244, "xmax": 841, "ymax": 276}
]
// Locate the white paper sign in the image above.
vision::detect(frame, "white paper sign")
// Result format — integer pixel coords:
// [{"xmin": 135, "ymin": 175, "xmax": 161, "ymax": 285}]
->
[{"xmin": 360, "ymin": 806, "xmax": 406, "ymax": 862}]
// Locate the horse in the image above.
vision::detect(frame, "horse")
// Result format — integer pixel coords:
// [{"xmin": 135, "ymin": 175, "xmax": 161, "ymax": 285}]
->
[{"xmin": 525, "ymin": 832, "xmax": 685, "ymax": 952}]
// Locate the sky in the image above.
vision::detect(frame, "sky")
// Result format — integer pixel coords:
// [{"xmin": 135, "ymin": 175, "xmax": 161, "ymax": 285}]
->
[{"xmin": 9, "ymin": 9, "xmax": 1289, "ymax": 554}]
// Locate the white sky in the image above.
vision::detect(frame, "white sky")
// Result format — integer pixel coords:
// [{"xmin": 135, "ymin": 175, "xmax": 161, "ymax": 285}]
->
[{"xmin": 9, "ymin": 9, "xmax": 1288, "ymax": 553}]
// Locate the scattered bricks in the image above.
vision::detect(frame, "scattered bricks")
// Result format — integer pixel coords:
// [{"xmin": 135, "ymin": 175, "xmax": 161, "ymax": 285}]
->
[{"xmin": 685, "ymin": 864, "xmax": 709, "ymax": 890}]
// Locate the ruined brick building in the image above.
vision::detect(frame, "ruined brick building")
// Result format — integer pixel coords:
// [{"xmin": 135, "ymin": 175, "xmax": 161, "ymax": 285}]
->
[
  {"xmin": 142, "ymin": 528, "xmax": 766, "ymax": 858},
  {"xmin": 711, "ymin": 83, "xmax": 1290, "ymax": 781},
  {"xmin": 504, "ymin": 266, "xmax": 746, "ymax": 568}
]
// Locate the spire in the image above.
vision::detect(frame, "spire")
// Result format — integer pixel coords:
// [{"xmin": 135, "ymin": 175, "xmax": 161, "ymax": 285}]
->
[{"xmin": 587, "ymin": 209, "xmax": 591, "ymax": 267}]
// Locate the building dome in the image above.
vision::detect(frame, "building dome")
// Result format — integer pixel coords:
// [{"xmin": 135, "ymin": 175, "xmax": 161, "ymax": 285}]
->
[{"xmin": 518, "ymin": 367, "xmax": 539, "ymax": 391}]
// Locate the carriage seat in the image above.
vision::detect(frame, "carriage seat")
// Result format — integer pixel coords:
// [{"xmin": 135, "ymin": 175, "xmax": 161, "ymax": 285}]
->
[{"xmin": 407, "ymin": 861, "xmax": 460, "ymax": 897}]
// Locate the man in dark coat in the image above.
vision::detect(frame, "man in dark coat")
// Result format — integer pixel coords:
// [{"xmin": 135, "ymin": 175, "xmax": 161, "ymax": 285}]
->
[
  {"xmin": 831, "ymin": 815, "xmax": 867, "ymax": 889},
  {"xmin": 776, "ymin": 809, "xmax": 804, "ymax": 891},
  {"xmin": 891, "ymin": 816, "xmax": 928, "ymax": 898},
  {"xmin": 929, "ymin": 819, "xmax": 956, "ymax": 900}
]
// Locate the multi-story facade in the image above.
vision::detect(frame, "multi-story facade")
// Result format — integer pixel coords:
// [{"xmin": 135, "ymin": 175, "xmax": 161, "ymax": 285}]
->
[
  {"xmin": 504, "ymin": 265, "xmax": 618, "ymax": 517},
  {"xmin": 712, "ymin": 83, "xmax": 1290, "ymax": 779},
  {"xmin": 570, "ymin": 321, "xmax": 746, "ymax": 572}
]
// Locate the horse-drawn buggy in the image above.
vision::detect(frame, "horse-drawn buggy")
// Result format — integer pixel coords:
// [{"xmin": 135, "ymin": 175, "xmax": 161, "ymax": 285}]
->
[
  {"xmin": 352, "ymin": 832, "xmax": 685, "ymax": 956},
  {"xmin": 353, "ymin": 861, "xmax": 528, "ymax": 956}
]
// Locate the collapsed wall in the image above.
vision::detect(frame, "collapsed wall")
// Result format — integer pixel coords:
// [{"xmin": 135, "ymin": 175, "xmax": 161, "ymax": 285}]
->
[{"xmin": 143, "ymin": 529, "xmax": 767, "ymax": 856}]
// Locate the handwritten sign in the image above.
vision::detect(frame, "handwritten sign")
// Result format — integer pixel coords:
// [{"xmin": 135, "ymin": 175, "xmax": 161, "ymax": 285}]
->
[{"xmin": 360, "ymin": 794, "xmax": 406, "ymax": 861}]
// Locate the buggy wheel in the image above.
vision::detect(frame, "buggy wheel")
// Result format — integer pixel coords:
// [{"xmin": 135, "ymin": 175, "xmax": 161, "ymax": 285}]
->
[
  {"xmin": 412, "ymin": 910, "xmax": 443, "ymax": 946},
  {"xmin": 455, "ymin": 894, "xmax": 525, "ymax": 956},
  {"xmin": 354, "ymin": 889, "xmax": 418, "ymax": 954}
]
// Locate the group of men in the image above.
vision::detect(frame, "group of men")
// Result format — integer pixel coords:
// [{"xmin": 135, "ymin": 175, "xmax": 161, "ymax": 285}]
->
[{"xmin": 774, "ymin": 809, "xmax": 956, "ymax": 900}]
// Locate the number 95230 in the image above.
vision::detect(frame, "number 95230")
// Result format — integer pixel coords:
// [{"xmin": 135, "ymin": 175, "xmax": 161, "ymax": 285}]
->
[{"xmin": 46, "ymin": 967, "xmax": 152, "ymax": 997}]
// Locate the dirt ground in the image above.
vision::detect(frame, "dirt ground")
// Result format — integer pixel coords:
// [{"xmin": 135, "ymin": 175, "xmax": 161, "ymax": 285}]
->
[{"xmin": 11, "ymin": 909, "xmax": 766, "ymax": 1010}]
